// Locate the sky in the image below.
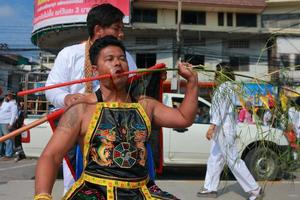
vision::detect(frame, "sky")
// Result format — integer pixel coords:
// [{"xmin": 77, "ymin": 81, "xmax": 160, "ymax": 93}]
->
[{"xmin": 0, "ymin": 0, "xmax": 39, "ymax": 60}]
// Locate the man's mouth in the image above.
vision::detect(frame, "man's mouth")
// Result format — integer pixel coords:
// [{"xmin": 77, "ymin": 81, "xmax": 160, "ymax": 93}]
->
[{"xmin": 115, "ymin": 69, "xmax": 123, "ymax": 75}]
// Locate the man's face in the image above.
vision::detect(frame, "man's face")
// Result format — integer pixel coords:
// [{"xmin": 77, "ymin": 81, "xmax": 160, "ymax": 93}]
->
[
  {"xmin": 99, "ymin": 21, "xmax": 124, "ymax": 40},
  {"xmin": 96, "ymin": 45, "xmax": 128, "ymax": 88}
]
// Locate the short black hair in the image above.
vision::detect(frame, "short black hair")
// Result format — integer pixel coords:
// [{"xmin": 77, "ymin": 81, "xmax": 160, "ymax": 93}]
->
[
  {"xmin": 87, "ymin": 4, "xmax": 124, "ymax": 38},
  {"xmin": 89, "ymin": 35, "xmax": 126, "ymax": 65},
  {"xmin": 215, "ymin": 62, "xmax": 235, "ymax": 82}
]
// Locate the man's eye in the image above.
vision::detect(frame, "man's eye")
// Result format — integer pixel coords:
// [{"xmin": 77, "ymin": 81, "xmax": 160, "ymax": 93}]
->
[
  {"xmin": 120, "ymin": 56, "xmax": 126, "ymax": 61},
  {"xmin": 105, "ymin": 57, "xmax": 113, "ymax": 61}
]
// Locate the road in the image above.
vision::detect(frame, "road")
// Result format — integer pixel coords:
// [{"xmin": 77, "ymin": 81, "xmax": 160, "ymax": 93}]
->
[{"xmin": 0, "ymin": 158, "xmax": 300, "ymax": 200}]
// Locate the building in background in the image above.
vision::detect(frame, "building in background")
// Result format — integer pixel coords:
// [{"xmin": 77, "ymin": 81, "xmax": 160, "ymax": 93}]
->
[
  {"xmin": 262, "ymin": 0, "xmax": 300, "ymax": 88},
  {"xmin": 128, "ymin": 0, "xmax": 268, "ymax": 96},
  {"xmin": 31, "ymin": 0, "xmax": 300, "ymax": 97},
  {"xmin": 0, "ymin": 52, "xmax": 37, "ymax": 96}
]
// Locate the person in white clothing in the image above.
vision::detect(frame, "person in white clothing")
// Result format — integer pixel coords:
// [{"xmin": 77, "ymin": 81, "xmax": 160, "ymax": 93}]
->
[
  {"xmin": 197, "ymin": 63, "xmax": 263, "ymax": 200},
  {"xmin": 288, "ymin": 97, "xmax": 300, "ymax": 139},
  {"xmin": 287, "ymin": 97, "xmax": 300, "ymax": 163},
  {"xmin": 0, "ymin": 91, "xmax": 18, "ymax": 160},
  {"xmin": 263, "ymin": 99, "xmax": 275, "ymax": 126},
  {"xmin": 46, "ymin": 5, "xmax": 137, "ymax": 108}
]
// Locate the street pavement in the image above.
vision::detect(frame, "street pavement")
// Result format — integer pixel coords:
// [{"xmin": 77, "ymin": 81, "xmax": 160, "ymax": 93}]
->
[{"xmin": 0, "ymin": 158, "xmax": 300, "ymax": 200}]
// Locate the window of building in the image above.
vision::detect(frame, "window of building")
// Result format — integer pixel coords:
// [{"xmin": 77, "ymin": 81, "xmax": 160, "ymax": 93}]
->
[
  {"xmin": 132, "ymin": 9, "xmax": 157, "ymax": 23},
  {"xmin": 136, "ymin": 53, "xmax": 157, "ymax": 68},
  {"xmin": 181, "ymin": 11, "xmax": 206, "ymax": 25},
  {"xmin": 236, "ymin": 13, "xmax": 257, "ymax": 27},
  {"xmin": 227, "ymin": 13, "xmax": 233, "ymax": 26},
  {"xmin": 295, "ymin": 54, "xmax": 300, "ymax": 70},
  {"xmin": 0, "ymin": 43, "xmax": 8, "ymax": 50},
  {"xmin": 41, "ymin": 56, "xmax": 55, "ymax": 64},
  {"xmin": 228, "ymin": 40, "xmax": 250, "ymax": 48},
  {"xmin": 184, "ymin": 54, "xmax": 205, "ymax": 66},
  {"xmin": 280, "ymin": 54, "xmax": 290, "ymax": 68},
  {"xmin": 218, "ymin": 12, "xmax": 224, "ymax": 26},
  {"xmin": 262, "ymin": 13, "xmax": 300, "ymax": 28},
  {"xmin": 229, "ymin": 56, "xmax": 249, "ymax": 71},
  {"xmin": 183, "ymin": 38, "xmax": 206, "ymax": 46},
  {"xmin": 49, "ymin": 57, "xmax": 55, "ymax": 63},
  {"xmin": 136, "ymin": 37, "xmax": 158, "ymax": 45}
]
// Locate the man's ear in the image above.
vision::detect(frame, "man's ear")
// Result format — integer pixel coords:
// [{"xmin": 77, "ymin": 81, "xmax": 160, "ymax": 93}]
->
[
  {"xmin": 94, "ymin": 25, "xmax": 104, "ymax": 39},
  {"xmin": 92, "ymin": 65, "xmax": 99, "ymax": 76}
]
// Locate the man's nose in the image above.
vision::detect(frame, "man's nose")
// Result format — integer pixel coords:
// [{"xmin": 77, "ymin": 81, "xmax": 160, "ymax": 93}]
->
[{"xmin": 113, "ymin": 58, "xmax": 121, "ymax": 66}]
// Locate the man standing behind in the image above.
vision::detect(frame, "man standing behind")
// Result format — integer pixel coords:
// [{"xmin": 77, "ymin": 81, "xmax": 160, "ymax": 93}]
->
[
  {"xmin": 0, "ymin": 91, "xmax": 18, "ymax": 160},
  {"xmin": 46, "ymin": 4, "xmax": 137, "ymax": 108}
]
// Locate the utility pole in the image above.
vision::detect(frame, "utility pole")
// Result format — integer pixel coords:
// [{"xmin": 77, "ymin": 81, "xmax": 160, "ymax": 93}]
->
[
  {"xmin": 172, "ymin": 0, "xmax": 182, "ymax": 92},
  {"xmin": 268, "ymin": 37, "xmax": 280, "ymax": 96}
]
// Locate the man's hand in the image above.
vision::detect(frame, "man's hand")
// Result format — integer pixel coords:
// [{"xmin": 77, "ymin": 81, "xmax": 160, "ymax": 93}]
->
[
  {"xmin": 206, "ymin": 124, "xmax": 216, "ymax": 140},
  {"xmin": 178, "ymin": 62, "xmax": 198, "ymax": 83},
  {"xmin": 160, "ymin": 70, "xmax": 167, "ymax": 81},
  {"xmin": 64, "ymin": 93, "xmax": 87, "ymax": 107}
]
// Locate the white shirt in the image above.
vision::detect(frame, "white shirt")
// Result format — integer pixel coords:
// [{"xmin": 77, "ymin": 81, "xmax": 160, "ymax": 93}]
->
[
  {"xmin": 288, "ymin": 107, "xmax": 300, "ymax": 138},
  {"xmin": 45, "ymin": 43, "xmax": 137, "ymax": 108},
  {"xmin": 0, "ymin": 100, "xmax": 18, "ymax": 126},
  {"xmin": 210, "ymin": 81, "xmax": 237, "ymax": 134}
]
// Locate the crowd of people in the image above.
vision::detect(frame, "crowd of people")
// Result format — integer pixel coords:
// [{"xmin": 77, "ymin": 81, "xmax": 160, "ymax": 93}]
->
[{"xmin": 0, "ymin": 91, "xmax": 26, "ymax": 162}]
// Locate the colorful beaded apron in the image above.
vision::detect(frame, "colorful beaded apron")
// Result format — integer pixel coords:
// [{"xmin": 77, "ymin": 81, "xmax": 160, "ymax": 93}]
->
[{"xmin": 63, "ymin": 94, "xmax": 159, "ymax": 200}]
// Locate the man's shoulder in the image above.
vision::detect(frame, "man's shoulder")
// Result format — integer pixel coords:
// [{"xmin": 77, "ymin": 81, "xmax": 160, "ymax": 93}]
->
[
  {"xmin": 58, "ymin": 43, "xmax": 85, "ymax": 57},
  {"xmin": 67, "ymin": 94, "xmax": 97, "ymax": 110},
  {"xmin": 221, "ymin": 81, "xmax": 234, "ymax": 87},
  {"xmin": 216, "ymin": 81, "xmax": 232, "ymax": 91},
  {"xmin": 137, "ymin": 95, "xmax": 156, "ymax": 107}
]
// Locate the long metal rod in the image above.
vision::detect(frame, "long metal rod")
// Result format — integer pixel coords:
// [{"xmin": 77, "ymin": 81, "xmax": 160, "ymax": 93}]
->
[{"xmin": 18, "ymin": 63, "xmax": 166, "ymax": 96}]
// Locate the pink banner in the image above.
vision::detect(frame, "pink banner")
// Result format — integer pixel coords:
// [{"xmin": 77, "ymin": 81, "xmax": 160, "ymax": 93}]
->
[{"xmin": 33, "ymin": 0, "xmax": 130, "ymax": 31}]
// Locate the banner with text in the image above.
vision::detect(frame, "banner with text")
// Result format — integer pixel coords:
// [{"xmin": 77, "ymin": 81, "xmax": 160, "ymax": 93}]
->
[{"xmin": 33, "ymin": 0, "xmax": 130, "ymax": 32}]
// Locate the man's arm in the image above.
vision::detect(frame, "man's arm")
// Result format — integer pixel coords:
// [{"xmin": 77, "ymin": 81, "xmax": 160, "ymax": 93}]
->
[
  {"xmin": 45, "ymin": 49, "xmax": 72, "ymax": 108},
  {"xmin": 145, "ymin": 62, "xmax": 198, "ymax": 128},
  {"xmin": 35, "ymin": 104, "xmax": 83, "ymax": 196},
  {"xmin": 206, "ymin": 124, "xmax": 216, "ymax": 140}
]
